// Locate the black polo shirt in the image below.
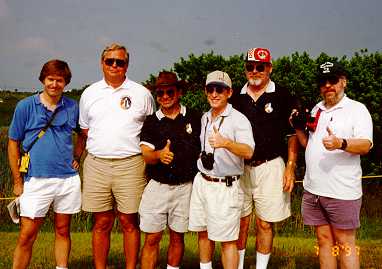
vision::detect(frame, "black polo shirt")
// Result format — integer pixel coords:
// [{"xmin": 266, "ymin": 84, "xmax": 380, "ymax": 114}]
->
[
  {"xmin": 140, "ymin": 106, "xmax": 201, "ymax": 185},
  {"xmin": 231, "ymin": 81, "xmax": 296, "ymax": 162}
]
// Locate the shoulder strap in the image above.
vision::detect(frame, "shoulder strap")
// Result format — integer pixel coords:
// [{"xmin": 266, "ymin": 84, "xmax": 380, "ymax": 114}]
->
[{"xmin": 25, "ymin": 108, "xmax": 60, "ymax": 153}]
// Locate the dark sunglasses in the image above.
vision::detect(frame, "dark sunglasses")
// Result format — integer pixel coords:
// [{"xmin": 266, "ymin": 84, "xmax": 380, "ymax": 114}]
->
[
  {"xmin": 104, "ymin": 58, "xmax": 127, "ymax": 68},
  {"xmin": 156, "ymin": 88, "xmax": 176, "ymax": 98},
  {"xmin": 206, "ymin": 84, "xmax": 227, "ymax": 94},
  {"xmin": 245, "ymin": 62, "xmax": 266, "ymax": 73},
  {"xmin": 318, "ymin": 76, "xmax": 340, "ymax": 87}
]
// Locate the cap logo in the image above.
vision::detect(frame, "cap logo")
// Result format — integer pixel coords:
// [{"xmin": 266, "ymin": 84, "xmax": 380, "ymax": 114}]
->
[
  {"xmin": 257, "ymin": 49, "xmax": 269, "ymax": 60},
  {"xmin": 247, "ymin": 48, "xmax": 256, "ymax": 61},
  {"xmin": 320, "ymin": 62, "xmax": 334, "ymax": 74}
]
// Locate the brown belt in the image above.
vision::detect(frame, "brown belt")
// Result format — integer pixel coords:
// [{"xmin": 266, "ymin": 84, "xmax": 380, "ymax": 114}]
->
[
  {"xmin": 249, "ymin": 156, "xmax": 279, "ymax": 167},
  {"xmin": 201, "ymin": 173, "xmax": 240, "ymax": 187}
]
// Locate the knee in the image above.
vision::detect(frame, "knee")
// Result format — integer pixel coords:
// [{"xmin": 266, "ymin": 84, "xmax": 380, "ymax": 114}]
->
[
  {"xmin": 93, "ymin": 217, "xmax": 114, "ymax": 233},
  {"xmin": 55, "ymin": 224, "xmax": 70, "ymax": 239},
  {"xmin": 119, "ymin": 214, "xmax": 139, "ymax": 233},
  {"xmin": 144, "ymin": 233, "xmax": 162, "ymax": 247},
  {"xmin": 169, "ymin": 233, "xmax": 184, "ymax": 248},
  {"xmin": 18, "ymin": 232, "xmax": 38, "ymax": 247},
  {"xmin": 256, "ymin": 219, "xmax": 272, "ymax": 232}
]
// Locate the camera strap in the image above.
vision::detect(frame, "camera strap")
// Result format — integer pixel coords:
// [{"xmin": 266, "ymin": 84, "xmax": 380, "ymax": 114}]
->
[
  {"xmin": 24, "ymin": 108, "xmax": 60, "ymax": 153},
  {"xmin": 202, "ymin": 116, "xmax": 225, "ymax": 154}
]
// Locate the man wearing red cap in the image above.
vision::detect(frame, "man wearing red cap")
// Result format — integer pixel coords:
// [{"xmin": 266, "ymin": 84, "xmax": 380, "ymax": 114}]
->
[
  {"xmin": 291, "ymin": 61, "xmax": 373, "ymax": 269},
  {"xmin": 231, "ymin": 48, "xmax": 298, "ymax": 269},
  {"xmin": 138, "ymin": 71, "xmax": 201, "ymax": 269}
]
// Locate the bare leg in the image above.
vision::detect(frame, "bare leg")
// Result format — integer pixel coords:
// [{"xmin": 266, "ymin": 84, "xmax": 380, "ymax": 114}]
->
[
  {"xmin": 237, "ymin": 215, "xmax": 251, "ymax": 250},
  {"xmin": 333, "ymin": 228, "xmax": 359, "ymax": 269},
  {"xmin": 221, "ymin": 241, "xmax": 239, "ymax": 269},
  {"xmin": 118, "ymin": 212, "xmax": 140, "ymax": 269},
  {"xmin": 54, "ymin": 213, "xmax": 72, "ymax": 267},
  {"xmin": 316, "ymin": 225, "xmax": 337, "ymax": 269},
  {"xmin": 140, "ymin": 231, "xmax": 163, "ymax": 269},
  {"xmin": 198, "ymin": 231, "xmax": 215, "ymax": 263},
  {"xmin": 167, "ymin": 228, "xmax": 185, "ymax": 267},
  {"xmin": 12, "ymin": 217, "xmax": 44, "ymax": 269},
  {"xmin": 92, "ymin": 211, "xmax": 115, "ymax": 269},
  {"xmin": 255, "ymin": 218, "xmax": 273, "ymax": 254}
]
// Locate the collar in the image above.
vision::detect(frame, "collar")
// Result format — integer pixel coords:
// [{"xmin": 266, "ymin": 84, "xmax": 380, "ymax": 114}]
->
[
  {"xmin": 240, "ymin": 80, "xmax": 275, "ymax": 94},
  {"xmin": 206, "ymin": 103, "xmax": 232, "ymax": 121},
  {"xmin": 156, "ymin": 104, "xmax": 186, "ymax": 120},
  {"xmin": 317, "ymin": 94, "xmax": 349, "ymax": 112},
  {"xmin": 33, "ymin": 93, "xmax": 64, "ymax": 109},
  {"xmin": 100, "ymin": 76, "xmax": 129, "ymax": 90}
]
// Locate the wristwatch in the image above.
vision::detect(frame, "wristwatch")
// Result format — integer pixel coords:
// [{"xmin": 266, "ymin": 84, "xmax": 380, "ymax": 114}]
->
[{"xmin": 340, "ymin": 139, "xmax": 348, "ymax": 150}]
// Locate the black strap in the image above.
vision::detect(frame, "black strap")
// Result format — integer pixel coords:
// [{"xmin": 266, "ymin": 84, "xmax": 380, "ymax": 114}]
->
[
  {"xmin": 202, "ymin": 116, "xmax": 225, "ymax": 154},
  {"xmin": 25, "ymin": 108, "xmax": 60, "ymax": 153}
]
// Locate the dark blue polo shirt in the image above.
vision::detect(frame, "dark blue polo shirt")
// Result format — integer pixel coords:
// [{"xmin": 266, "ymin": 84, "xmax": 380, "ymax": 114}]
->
[
  {"xmin": 231, "ymin": 81, "xmax": 296, "ymax": 162},
  {"xmin": 9, "ymin": 94, "xmax": 79, "ymax": 181},
  {"xmin": 140, "ymin": 106, "xmax": 201, "ymax": 185}
]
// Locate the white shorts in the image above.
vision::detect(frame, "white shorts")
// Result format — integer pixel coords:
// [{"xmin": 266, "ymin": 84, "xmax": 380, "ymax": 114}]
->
[
  {"xmin": 20, "ymin": 175, "xmax": 82, "ymax": 219},
  {"xmin": 189, "ymin": 172, "xmax": 243, "ymax": 242},
  {"xmin": 241, "ymin": 157, "xmax": 291, "ymax": 222},
  {"xmin": 139, "ymin": 180, "xmax": 192, "ymax": 233}
]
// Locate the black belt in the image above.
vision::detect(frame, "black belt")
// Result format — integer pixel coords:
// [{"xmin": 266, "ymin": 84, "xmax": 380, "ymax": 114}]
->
[
  {"xmin": 248, "ymin": 156, "xmax": 279, "ymax": 167},
  {"xmin": 201, "ymin": 173, "xmax": 240, "ymax": 187}
]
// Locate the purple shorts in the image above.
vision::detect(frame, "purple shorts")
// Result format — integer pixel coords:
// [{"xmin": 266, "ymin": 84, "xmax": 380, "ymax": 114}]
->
[{"xmin": 302, "ymin": 191, "xmax": 361, "ymax": 229}]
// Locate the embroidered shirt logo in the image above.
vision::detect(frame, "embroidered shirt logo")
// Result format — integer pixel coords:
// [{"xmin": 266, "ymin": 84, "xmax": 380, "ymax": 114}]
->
[
  {"xmin": 186, "ymin": 123, "xmax": 192, "ymax": 134},
  {"xmin": 264, "ymin": 103, "xmax": 273, "ymax": 113},
  {"xmin": 120, "ymin": 96, "xmax": 132, "ymax": 110}
]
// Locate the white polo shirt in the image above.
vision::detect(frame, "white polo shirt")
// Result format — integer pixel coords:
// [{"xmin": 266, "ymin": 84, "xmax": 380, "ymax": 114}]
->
[
  {"xmin": 197, "ymin": 103, "xmax": 255, "ymax": 177},
  {"xmin": 79, "ymin": 77, "xmax": 155, "ymax": 158},
  {"xmin": 304, "ymin": 95, "xmax": 373, "ymax": 200}
]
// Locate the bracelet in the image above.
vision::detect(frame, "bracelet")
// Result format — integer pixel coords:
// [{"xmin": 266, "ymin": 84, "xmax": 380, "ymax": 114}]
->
[
  {"xmin": 340, "ymin": 139, "xmax": 348, "ymax": 150},
  {"xmin": 287, "ymin": 161, "xmax": 296, "ymax": 167}
]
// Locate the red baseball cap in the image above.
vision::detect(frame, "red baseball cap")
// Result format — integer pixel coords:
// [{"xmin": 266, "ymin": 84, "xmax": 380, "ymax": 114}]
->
[{"xmin": 245, "ymin": 48, "xmax": 272, "ymax": 63}]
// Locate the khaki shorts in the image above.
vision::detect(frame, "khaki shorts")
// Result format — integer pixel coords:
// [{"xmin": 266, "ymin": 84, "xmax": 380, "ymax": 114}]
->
[
  {"xmin": 82, "ymin": 154, "xmax": 146, "ymax": 214},
  {"xmin": 139, "ymin": 180, "xmax": 192, "ymax": 233},
  {"xmin": 241, "ymin": 157, "xmax": 291, "ymax": 222},
  {"xmin": 189, "ymin": 172, "xmax": 243, "ymax": 242},
  {"xmin": 20, "ymin": 175, "xmax": 81, "ymax": 218}
]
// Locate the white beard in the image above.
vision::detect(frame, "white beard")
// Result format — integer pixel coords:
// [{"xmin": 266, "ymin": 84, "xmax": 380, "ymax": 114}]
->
[{"xmin": 248, "ymin": 78, "xmax": 262, "ymax": 86}]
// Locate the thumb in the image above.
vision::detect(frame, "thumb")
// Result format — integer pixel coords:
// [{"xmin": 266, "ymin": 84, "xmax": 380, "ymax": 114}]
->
[
  {"xmin": 326, "ymin": 127, "xmax": 333, "ymax": 136},
  {"xmin": 164, "ymin": 139, "xmax": 171, "ymax": 150},
  {"xmin": 213, "ymin": 126, "xmax": 218, "ymax": 133}
]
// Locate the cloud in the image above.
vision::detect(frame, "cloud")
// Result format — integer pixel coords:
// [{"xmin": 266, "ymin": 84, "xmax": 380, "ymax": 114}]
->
[
  {"xmin": 204, "ymin": 38, "xmax": 216, "ymax": 46},
  {"xmin": 17, "ymin": 37, "xmax": 50, "ymax": 50},
  {"xmin": 0, "ymin": 0, "xmax": 10, "ymax": 17},
  {"xmin": 148, "ymin": 41, "xmax": 168, "ymax": 53}
]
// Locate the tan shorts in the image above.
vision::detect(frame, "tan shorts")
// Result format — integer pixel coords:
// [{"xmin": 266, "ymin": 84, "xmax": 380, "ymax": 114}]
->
[
  {"xmin": 82, "ymin": 153, "xmax": 146, "ymax": 214},
  {"xmin": 189, "ymin": 172, "xmax": 243, "ymax": 242},
  {"xmin": 240, "ymin": 157, "xmax": 291, "ymax": 222},
  {"xmin": 139, "ymin": 180, "xmax": 192, "ymax": 233}
]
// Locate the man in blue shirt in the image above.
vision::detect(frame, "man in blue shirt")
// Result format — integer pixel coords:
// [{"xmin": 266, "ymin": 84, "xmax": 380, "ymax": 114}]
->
[{"xmin": 8, "ymin": 59, "xmax": 81, "ymax": 269}]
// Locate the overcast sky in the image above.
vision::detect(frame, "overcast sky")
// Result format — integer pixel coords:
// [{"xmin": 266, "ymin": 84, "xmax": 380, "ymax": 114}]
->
[{"xmin": 0, "ymin": 0, "xmax": 381, "ymax": 91}]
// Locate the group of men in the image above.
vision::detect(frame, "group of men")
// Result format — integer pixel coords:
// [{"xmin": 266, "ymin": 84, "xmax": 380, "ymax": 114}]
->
[{"xmin": 8, "ymin": 43, "xmax": 373, "ymax": 269}]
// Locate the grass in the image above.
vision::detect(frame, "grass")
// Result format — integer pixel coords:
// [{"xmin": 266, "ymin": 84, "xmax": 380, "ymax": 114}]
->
[{"xmin": 0, "ymin": 232, "xmax": 381, "ymax": 269}]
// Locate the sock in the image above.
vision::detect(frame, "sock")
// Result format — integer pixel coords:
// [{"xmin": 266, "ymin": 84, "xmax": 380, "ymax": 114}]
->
[
  {"xmin": 238, "ymin": 249, "xmax": 246, "ymax": 269},
  {"xmin": 200, "ymin": 261, "xmax": 213, "ymax": 269},
  {"xmin": 167, "ymin": 265, "xmax": 179, "ymax": 269},
  {"xmin": 56, "ymin": 267, "xmax": 68, "ymax": 269},
  {"xmin": 256, "ymin": 252, "xmax": 270, "ymax": 269}
]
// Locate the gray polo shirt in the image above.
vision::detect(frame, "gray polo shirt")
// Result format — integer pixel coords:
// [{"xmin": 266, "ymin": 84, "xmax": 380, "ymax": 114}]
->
[{"xmin": 197, "ymin": 103, "xmax": 255, "ymax": 177}]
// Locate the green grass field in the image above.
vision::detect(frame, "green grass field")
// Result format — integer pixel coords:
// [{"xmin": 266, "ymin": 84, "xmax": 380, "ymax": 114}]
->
[{"xmin": 0, "ymin": 232, "xmax": 381, "ymax": 269}]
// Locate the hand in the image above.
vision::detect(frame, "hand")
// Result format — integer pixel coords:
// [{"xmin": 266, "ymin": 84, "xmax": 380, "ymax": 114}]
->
[
  {"xmin": 208, "ymin": 126, "xmax": 228, "ymax": 148},
  {"xmin": 72, "ymin": 159, "xmax": 80, "ymax": 170},
  {"xmin": 283, "ymin": 163, "xmax": 295, "ymax": 192},
  {"xmin": 159, "ymin": 139, "xmax": 174, "ymax": 165},
  {"xmin": 13, "ymin": 181, "xmax": 24, "ymax": 196},
  {"xmin": 322, "ymin": 127, "xmax": 341, "ymax": 151}
]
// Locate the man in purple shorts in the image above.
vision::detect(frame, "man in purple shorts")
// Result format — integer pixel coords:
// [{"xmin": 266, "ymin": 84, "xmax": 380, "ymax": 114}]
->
[{"xmin": 290, "ymin": 61, "xmax": 373, "ymax": 269}]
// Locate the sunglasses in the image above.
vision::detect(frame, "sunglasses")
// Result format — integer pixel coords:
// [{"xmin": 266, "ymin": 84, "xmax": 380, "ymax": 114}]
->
[
  {"xmin": 206, "ymin": 84, "xmax": 228, "ymax": 94},
  {"xmin": 245, "ymin": 62, "xmax": 267, "ymax": 73},
  {"xmin": 156, "ymin": 88, "xmax": 176, "ymax": 98},
  {"xmin": 318, "ymin": 76, "xmax": 340, "ymax": 87},
  {"xmin": 104, "ymin": 58, "xmax": 127, "ymax": 68}
]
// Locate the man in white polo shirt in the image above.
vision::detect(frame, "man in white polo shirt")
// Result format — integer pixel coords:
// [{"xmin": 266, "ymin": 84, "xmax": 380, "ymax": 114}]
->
[
  {"xmin": 76, "ymin": 43, "xmax": 155, "ymax": 269},
  {"xmin": 188, "ymin": 71, "xmax": 255, "ymax": 269},
  {"xmin": 291, "ymin": 61, "xmax": 373, "ymax": 269}
]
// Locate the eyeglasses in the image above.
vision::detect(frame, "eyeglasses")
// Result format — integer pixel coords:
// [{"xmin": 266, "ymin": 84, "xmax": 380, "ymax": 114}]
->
[
  {"xmin": 156, "ymin": 88, "xmax": 176, "ymax": 98},
  {"xmin": 104, "ymin": 58, "xmax": 127, "ymax": 68},
  {"xmin": 245, "ymin": 62, "xmax": 267, "ymax": 73},
  {"xmin": 318, "ymin": 76, "xmax": 340, "ymax": 87},
  {"xmin": 206, "ymin": 84, "xmax": 228, "ymax": 94}
]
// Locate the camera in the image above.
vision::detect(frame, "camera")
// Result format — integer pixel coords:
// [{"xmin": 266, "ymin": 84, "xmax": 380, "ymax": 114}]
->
[
  {"xmin": 200, "ymin": 151, "xmax": 214, "ymax": 170},
  {"xmin": 291, "ymin": 109, "xmax": 310, "ymax": 130}
]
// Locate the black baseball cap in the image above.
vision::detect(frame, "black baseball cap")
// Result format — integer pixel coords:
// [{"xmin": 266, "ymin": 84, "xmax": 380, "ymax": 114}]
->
[{"xmin": 317, "ymin": 61, "xmax": 348, "ymax": 80}]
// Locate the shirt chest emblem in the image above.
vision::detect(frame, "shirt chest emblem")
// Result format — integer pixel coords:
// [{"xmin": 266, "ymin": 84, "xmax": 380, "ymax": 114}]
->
[
  {"xmin": 264, "ymin": 102, "xmax": 273, "ymax": 113},
  {"xmin": 186, "ymin": 123, "xmax": 193, "ymax": 134},
  {"xmin": 120, "ymin": 95, "xmax": 132, "ymax": 110}
]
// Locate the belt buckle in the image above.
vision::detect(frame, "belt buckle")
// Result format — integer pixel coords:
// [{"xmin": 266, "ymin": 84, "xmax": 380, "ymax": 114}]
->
[{"xmin": 225, "ymin": 176, "xmax": 233, "ymax": 187}]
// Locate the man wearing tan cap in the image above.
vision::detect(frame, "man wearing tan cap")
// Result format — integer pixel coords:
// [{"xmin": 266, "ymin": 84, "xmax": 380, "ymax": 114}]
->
[
  {"xmin": 189, "ymin": 71, "xmax": 254, "ymax": 269},
  {"xmin": 231, "ymin": 48, "xmax": 298, "ymax": 269},
  {"xmin": 139, "ymin": 71, "xmax": 201, "ymax": 269}
]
